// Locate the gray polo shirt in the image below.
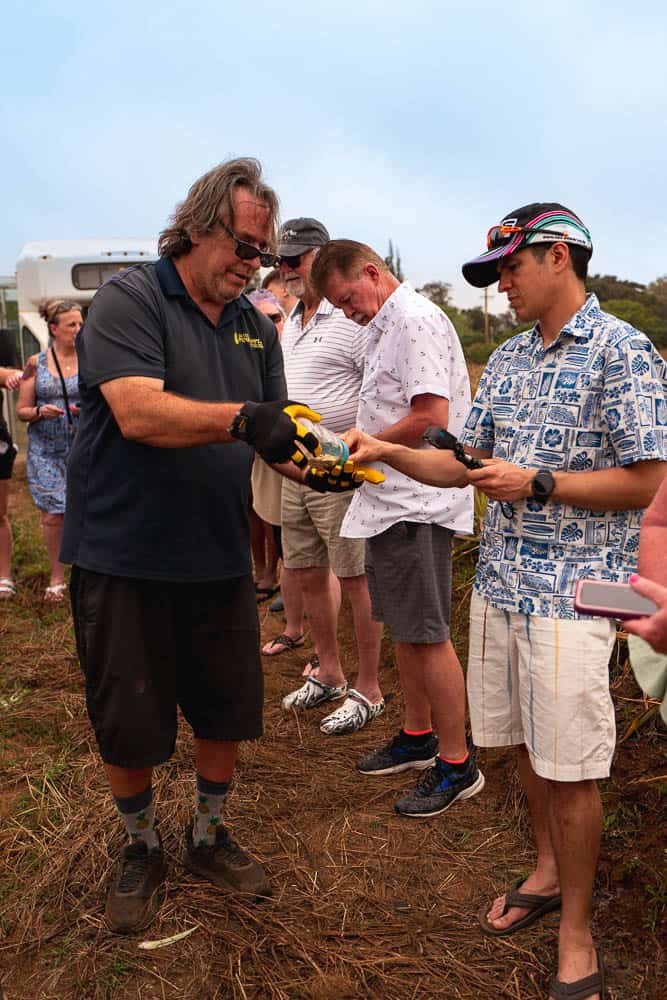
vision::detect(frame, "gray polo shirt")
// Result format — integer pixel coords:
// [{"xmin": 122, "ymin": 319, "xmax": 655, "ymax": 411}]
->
[{"xmin": 61, "ymin": 257, "xmax": 286, "ymax": 581}]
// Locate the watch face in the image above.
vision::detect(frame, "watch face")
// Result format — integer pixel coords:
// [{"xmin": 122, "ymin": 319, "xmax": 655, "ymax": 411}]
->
[{"xmin": 533, "ymin": 471, "xmax": 554, "ymax": 500}]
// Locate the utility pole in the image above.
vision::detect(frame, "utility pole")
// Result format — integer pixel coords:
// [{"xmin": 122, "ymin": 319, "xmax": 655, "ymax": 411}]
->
[{"xmin": 481, "ymin": 288, "xmax": 496, "ymax": 342}]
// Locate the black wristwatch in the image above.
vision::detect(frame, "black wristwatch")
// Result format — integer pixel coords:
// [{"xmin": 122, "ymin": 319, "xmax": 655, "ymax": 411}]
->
[{"xmin": 531, "ymin": 470, "xmax": 555, "ymax": 502}]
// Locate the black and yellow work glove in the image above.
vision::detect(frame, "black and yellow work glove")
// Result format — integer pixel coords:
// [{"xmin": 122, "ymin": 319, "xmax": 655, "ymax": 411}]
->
[
  {"xmin": 230, "ymin": 400, "xmax": 322, "ymax": 465},
  {"xmin": 304, "ymin": 461, "xmax": 385, "ymax": 493}
]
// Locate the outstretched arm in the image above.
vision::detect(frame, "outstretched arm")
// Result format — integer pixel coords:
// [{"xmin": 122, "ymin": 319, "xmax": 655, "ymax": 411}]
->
[
  {"xmin": 467, "ymin": 458, "xmax": 665, "ymax": 511},
  {"xmin": 344, "ymin": 428, "xmax": 478, "ymax": 489}
]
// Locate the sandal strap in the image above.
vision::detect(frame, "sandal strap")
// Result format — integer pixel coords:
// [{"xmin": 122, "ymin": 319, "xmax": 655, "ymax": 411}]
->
[
  {"xmin": 549, "ymin": 970, "xmax": 603, "ymax": 999},
  {"xmin": 267, "ymin": 632, "xmax": 302, "ymax": 651},
  {"xmin": 505, "ymin": 878, "xmax": 560, "ymax": 911}
]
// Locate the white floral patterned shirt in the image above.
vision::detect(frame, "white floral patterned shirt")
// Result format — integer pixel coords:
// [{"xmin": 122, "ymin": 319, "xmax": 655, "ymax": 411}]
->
[
  {"xmin": 341, "ymin": 281, "xmax": 474, "ymax": 538},
  {"xmin": 459, "ymin": 295, "xmax": 667, "ymax": 618}
]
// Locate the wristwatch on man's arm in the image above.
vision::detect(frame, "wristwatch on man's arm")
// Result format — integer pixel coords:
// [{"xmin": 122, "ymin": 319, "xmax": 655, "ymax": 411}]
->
[{"xmin": 531, "ymin": 469, "xmax": 555, "ymax": 502}]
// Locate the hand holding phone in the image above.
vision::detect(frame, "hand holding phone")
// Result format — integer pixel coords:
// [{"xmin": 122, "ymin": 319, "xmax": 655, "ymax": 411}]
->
[{"xmin": 574, "ymin": 579, "xmax": 658, "ymax": 620}]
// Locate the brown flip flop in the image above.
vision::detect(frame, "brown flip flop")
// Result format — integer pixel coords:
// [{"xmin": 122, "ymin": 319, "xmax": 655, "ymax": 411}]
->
[
  {"xmin": 549, "ymin": 948, "xmax": 606, "ymax": 999},
  {"xmin": 262, "ymin": 633, "xmax": 305, "ymax": 656},
  {"xmin": 478, "ymin": 877, "xmax": 562, "ymax": 936}
]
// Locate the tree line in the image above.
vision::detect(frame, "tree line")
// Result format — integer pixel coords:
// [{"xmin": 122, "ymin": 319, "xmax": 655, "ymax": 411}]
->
[{"xmin": 414, "ymin": 275, "xmax": 667, "ymax": 363}]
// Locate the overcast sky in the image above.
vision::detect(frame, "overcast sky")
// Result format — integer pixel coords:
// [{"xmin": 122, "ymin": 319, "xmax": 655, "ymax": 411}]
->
[{"xmin": 2, "ymin": 0, "xmax": 666, "ymax": 311}]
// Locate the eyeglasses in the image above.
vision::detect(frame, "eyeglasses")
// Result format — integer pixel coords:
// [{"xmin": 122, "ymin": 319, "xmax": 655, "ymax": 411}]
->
[
  {"xmin": 220, "ymin": 222, "xmax": 280, "ymax": 268},
  {"xmin": 486, "ymin": 224, "xmax": 585, "ymax": 251},
  {"xmin": 266, "ymin": 312, "xmax": 283, "ymax": 325},
  {"xmin": 280, "ymin": 252, "xmax": 305, "ymax": 269}
]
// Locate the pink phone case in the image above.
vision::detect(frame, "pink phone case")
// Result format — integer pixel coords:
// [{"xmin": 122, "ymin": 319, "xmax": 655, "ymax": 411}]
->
[{"xmin": 574, "ymin": 579, "xmax": 657, "ymax": 620}]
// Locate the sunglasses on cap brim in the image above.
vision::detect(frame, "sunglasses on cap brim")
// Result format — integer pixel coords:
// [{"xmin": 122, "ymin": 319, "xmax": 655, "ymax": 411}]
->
[{"xmin": 486, "ymin": 223, "xmax": 589, "ymax": 251}]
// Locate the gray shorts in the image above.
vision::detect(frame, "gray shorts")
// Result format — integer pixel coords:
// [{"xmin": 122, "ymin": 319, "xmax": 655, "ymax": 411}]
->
[{"xmin": 365, "ymin": 522, "xmax": 453, "ymax": 644}]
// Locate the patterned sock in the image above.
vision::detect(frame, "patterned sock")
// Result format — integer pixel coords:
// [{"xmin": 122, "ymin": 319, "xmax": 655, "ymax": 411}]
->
[
  {"xmin": 113, "ymin": 785, "xmax": 159, "ymax": 850},
  {"xmin": 193, "ymin": 774, "xmax": 231, "ymax": 847},
  {"xmin": 401, "ymin": 728, "xmax": 434, "ymax": 747}
]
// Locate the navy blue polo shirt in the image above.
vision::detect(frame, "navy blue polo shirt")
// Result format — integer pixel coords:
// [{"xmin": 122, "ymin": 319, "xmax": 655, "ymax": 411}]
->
[{"xmin": 61, "ymin": 257, "xmax": 286, "ymax": 581}]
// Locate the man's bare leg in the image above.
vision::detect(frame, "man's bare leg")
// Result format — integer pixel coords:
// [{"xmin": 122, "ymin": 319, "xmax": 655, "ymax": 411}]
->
[
  {"xmin": 105, "ymin": 764, "xmax": 153, "ymax": 798},
  {"xmin": 195, "ymin": 738, "xmax": 239, "ymax": 782},
  {"xmin": 549, "ymin": 778, "xmax": 602, "ymax": 995},
  {"xmin": 280, "ymin": 566, "xmax": 305, "ymax": 639},
  {"xmin": 485, "ymin": 750, "xmax": 601, "ymax": 999},
  {"xmin": 395, "ymin": 640, "xmax": 468, "ymax": 758},
  {"xmin": 293, "ymin": 566, "xmax": 345, "ymax": 688},
  {"xmin": 395, "ymin": 640, "xmax": 432, "ymax": 733},
  {"xmin": 339, "ymin": 573, "xmax": 383, "ymax": 703},
  {"xmin": 485, "ymin": 746, "xmax": 560, "ymax": 929},
  {"xmin": 421, "ymin": 638, "xmax": 467, "ymax": 760}
]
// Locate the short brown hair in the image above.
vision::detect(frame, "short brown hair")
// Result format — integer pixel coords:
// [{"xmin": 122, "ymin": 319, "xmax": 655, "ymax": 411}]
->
[
  {"xmin": 158, "ymin": 157, "xmax": 280, "ymax": 259},
  {"xmin": 310, "ymin": 239, "xmax": 387, "ymax": 298},
  {"xmin": 528, "ymin": 242, "xmax": 591, "ymax": 282}
]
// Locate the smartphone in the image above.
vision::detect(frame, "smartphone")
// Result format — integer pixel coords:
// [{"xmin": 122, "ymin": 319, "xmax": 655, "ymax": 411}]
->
[{"xmin": 574, "ymin": 579, "xmax": 658, "ymax": 620}]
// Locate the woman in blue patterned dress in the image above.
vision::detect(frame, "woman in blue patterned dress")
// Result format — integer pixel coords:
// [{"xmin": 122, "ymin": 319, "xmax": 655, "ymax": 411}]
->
[{"xmin": 17, "ymin": 300, "xmax": 82, "ymax": 601}]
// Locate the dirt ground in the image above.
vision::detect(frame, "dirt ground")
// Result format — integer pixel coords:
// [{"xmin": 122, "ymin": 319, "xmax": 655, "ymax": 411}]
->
[{"xmin": 0, "ymin": 461, "xmax": 664, "ymax": 1000}]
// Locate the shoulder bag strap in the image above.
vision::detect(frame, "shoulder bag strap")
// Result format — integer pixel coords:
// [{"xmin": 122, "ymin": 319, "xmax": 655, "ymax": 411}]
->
[{"xmin": 50, "ymin": 347, "xmax": 73, "ymax": 429}]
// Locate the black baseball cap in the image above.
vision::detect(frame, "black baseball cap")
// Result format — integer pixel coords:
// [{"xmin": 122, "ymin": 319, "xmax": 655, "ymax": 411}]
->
[
  {"xmin": 278, "ymin": 218, "xmax": 330, "ymax": 257},
  {"xmin": 462, "ymin": 202, "xmax": 593, "ymax": 288}
]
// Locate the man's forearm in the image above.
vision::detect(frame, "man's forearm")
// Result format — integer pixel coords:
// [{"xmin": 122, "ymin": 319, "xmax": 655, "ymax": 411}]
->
[
  {"xmin": 375, "ymin": 412, "xmax": 434, "ymax": 448},
  {"xmin": 374, "ymin": 440, "xmax": 468, "ymax": 487},
  {"xmin": 551, "ymin": 461, "xmax": 666, "ymax": 511},
  {"xmin": 109, "ymin": 387, "xmax": 241, "ymax": 448}
]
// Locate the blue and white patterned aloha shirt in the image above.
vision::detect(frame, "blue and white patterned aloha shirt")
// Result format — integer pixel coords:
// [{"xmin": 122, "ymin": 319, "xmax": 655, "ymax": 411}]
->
[{"xmin": 459, "ymin": 295, "xmax": 667, "ymax": 618}]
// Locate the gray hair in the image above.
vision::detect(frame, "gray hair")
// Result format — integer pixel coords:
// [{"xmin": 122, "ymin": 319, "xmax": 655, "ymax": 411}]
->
[{"xmin": 158, "ymin": 157, "xmax": 280, "ymax": 259}]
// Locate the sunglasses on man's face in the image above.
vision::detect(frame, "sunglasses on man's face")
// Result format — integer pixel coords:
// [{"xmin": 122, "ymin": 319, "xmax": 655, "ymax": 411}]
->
[
  {"xmin": 220, "ymin": 222, "xmax": 280, "ymax": 268},
  {"xmin": 280, "ymin": 252, "xmax": 305, "ymax": 269}
]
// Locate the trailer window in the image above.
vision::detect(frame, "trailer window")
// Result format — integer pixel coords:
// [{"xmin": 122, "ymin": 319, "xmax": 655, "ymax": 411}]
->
[
  {"xmin": 21, "ymin": 326, "xmax": 40, "ymax": 365},
  {"xmin": 71, "ymin": 261, "xmax": 146, "ymax": 290}
]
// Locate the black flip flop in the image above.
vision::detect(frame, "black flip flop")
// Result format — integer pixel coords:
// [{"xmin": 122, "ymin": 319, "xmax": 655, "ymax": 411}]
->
[
  {"xmin": 255, "ymin": 584, "xmax": 279, "ymax": 603},
  {"xmin": 549, "ymin": 949, "xmax": 606, "ymax": 999},
  {"xmin": 478, "ymin": 877, "xmax": 562, "ymax": 936}
]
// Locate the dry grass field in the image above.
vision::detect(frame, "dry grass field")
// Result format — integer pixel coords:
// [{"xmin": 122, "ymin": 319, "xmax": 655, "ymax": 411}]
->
[{"xmin": 0, "ymin": 451, "xmax": 665, "ymax": 999}]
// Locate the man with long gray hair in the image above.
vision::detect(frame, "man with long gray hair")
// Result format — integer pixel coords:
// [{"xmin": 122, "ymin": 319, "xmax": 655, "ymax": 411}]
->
[{"xmin": 62, "ymin": 157, "xmax": 319, "ymax": 933}]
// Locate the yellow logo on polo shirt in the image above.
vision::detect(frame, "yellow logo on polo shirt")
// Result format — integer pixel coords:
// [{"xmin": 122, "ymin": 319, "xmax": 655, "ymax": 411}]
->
[{"xmin": 233, "ymin": 331, "xmax": 264, "ymax": 349}]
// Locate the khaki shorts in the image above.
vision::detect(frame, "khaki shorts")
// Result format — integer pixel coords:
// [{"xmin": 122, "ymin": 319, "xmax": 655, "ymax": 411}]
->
[
  {"xmin": 281, "ymin": 479, "xmax": 365, "ymax": 577},
  {"xmin": 467, "ymin": 592, "xmax": 617, "ymax": 782}
]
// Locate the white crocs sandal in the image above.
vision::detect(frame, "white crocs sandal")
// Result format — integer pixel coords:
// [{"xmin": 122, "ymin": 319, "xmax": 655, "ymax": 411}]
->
[
  {"xmin": 282, "ymin": 676, "xmax": 348, "ymax": 711},
  {"xmin": 0, "ymin": 578, "xmax": 16, "ymax": 599},
  {"xmin": 320, "ymin": 689, "xmax": 385, "ymax": 735},
  {"xmin": 44, "ymin": 583, "xmax": 67, "ymax": 603}
]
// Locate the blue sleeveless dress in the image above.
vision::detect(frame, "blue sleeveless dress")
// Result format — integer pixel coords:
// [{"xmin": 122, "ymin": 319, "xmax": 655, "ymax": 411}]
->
[{"xmin": 26, "ymin": 351, "xmax": 80, "ymax": 514}]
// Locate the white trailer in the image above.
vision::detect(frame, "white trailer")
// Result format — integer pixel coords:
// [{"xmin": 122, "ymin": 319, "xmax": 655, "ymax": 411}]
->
[{"xmin": 16, "ymin": 238, "xmax": 158, "ymax": 362}]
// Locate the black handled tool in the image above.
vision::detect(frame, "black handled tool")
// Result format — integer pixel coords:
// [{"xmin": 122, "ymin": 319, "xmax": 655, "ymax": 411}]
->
[{"xmin": 422, "ymin": 426, "xmax": 484, "ymax": 470}]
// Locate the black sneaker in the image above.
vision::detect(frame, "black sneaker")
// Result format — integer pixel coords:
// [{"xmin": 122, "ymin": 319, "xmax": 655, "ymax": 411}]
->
[
  {"xmin": 394, "ymin": 753, "xmax": 485, "ymax": 817},
  {"xmin": 356, "ymin": 731, "xmax": 439, "ymax": 775},
  {"xmin": 105, "ymin": 840, "xmax": 167, "ymax": 934},
  {"xmin": 183, "ymin": 823, "xmax": 272, "ymax": 898}
]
